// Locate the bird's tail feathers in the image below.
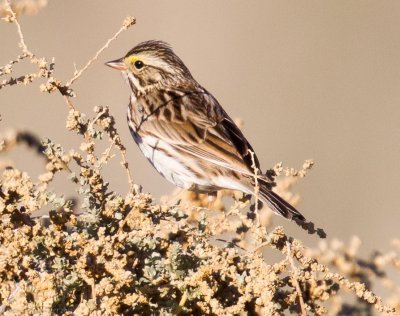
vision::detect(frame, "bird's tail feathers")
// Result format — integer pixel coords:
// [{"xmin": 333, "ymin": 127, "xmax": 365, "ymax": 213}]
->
[{"xmin": 258, "ymin": 185, "xmax": 305, "ymax": 222}]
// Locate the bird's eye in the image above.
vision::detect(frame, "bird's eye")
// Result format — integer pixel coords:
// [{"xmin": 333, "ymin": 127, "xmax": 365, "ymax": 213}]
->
[{"xmin": 134, "ymin": 60, "xmax": 144, "ymax": 69}]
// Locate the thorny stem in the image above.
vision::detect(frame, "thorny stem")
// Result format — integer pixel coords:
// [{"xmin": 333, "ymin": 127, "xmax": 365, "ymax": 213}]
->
[{"xmin": 287, "ymin": 241, "xmax": 308, "ymax": 316}]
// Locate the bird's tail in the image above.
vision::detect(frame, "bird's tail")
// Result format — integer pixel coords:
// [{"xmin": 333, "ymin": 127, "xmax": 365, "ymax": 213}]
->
[{"xmin": 259, "ymin": 184, "xmax": 305, "ymax": 222}]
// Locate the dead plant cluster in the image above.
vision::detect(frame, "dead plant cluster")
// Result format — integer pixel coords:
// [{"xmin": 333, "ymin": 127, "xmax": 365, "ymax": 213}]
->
[{"xmin": 0, "ymin": 1, "xmax": 399, "ymax": 315}]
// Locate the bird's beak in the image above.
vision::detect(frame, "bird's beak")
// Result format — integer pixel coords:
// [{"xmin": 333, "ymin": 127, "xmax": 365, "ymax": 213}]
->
[{"xmin": 105, "ymin": 58, "xmax": 127, "ymax": 71}]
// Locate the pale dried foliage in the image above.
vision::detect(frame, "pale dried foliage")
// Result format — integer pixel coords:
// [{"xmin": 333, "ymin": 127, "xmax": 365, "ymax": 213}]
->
[
  {"xmin": 0, "ymin": 2, "xmax": 399, "ymax": 315},
  {"xmin": 0, "ymin": 0, "xmax": 46, "ymax": 17}
]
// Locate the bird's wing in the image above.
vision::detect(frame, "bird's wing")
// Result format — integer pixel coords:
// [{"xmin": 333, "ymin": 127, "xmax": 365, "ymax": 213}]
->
[{"xmin": 135, "ymin": 88, "xmax": 266, "ymax": 179}]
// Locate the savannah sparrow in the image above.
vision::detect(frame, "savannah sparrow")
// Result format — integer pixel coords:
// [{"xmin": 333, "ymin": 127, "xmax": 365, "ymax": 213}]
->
[{"xmin": 106, "ymin": 41, "xmax": 305, "ymax": 222}]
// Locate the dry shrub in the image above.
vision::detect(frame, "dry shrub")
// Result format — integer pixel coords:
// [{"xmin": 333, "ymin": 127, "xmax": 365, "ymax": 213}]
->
[{"xmin": 0, "ymin": 2, "xmax": 399, "ymax": 315}]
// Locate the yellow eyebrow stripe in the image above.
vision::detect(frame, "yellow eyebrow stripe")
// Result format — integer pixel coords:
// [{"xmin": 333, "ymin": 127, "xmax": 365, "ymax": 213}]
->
[{"xmin": 125, "ymin": 55, "xmax": 143, "ymax": 64}]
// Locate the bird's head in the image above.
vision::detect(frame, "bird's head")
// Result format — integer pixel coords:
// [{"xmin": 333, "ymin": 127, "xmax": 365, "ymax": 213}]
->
[{"xmin": 106, "ymin": 40, "xmax": 193, "ymax": 94}]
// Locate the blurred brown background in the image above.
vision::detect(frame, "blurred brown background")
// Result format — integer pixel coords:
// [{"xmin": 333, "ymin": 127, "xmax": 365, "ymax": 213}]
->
[{"xmin": 1, "ymin": 1, "xmax": 399, "ymax": 253}]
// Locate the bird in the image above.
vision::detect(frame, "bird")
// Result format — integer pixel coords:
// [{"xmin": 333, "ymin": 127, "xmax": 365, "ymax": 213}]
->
[{"xmin": 105, "ymin": 40, "xmax": 305, "ymax": 222}]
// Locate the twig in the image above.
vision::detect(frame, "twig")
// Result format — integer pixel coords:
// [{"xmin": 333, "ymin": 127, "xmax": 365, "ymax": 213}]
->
[
  {"xmin": 0, "ymin": 284, "xmax": 21, "ymax": 313},
  {"xmin": 0, "ymin": 54, "xmax": 27, "ymax": 77},
  {"xmin": 248, "ymin": 149, "xmax": 260, "ymax": 225},
  {"xmin": 120, "ymin": 147, "xmax": 137, "ymax": 195},
  {"xmin": 88, "ymin": 107, "xmax": 109, "ymax": 130},
  {"xmin": 63, "ymin": 95, "xmax": 75, "ymax": 110},
  {"xmin": 286, "ymin": 241, "xmax": 307, "ymax": 316},
  {"xmin": 91, "ymin": 106, "xmax": 137, "ymax": 195},
  {"xmin": 3, "ymin": 3, "xmax": 137, "ymax": 194},
  {"xmin": 4, "ymin": 0, "xmax": 33, "ymax": 57},
  {"xmin": 179, "ymin": 290, "xmax": 188, "ymax": 307},
  {"xmin": 66, "ymin": 16, "xmax": 136, "ymax": 87},
  {"xmin": 251, "ymin": 240, "xmax": 270, "ymax": 254},
  {"xmin": 2, "ymin": 2, "xmax": 55, "ymax": 92},
  {"xmin": 63, "ymin": 17, "xmax": 137, "ymax": 192},
  {"xmin": 99, "ymin": 143, "xmax": 115, "ymax": 166}
]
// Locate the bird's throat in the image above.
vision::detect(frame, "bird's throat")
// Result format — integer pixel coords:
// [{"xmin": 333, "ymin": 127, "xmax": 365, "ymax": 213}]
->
[{"xmin": 122, "ymin": 71, "xmax": 143, "ymax": 95}]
